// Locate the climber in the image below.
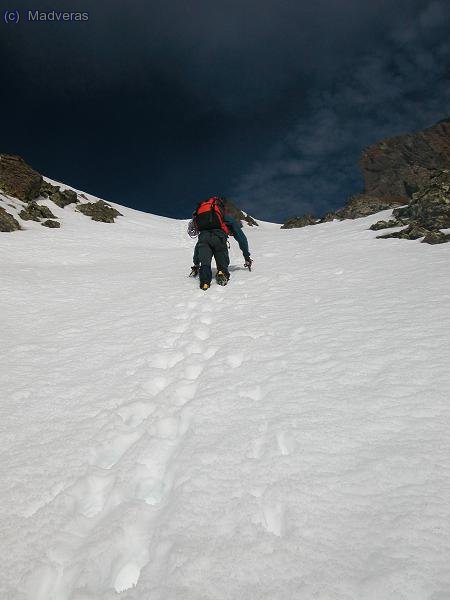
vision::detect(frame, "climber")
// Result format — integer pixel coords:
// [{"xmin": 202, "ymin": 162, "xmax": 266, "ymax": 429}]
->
[{"xmin": 188, "ymin": 197, "xmax": 252, "ymax": 290}]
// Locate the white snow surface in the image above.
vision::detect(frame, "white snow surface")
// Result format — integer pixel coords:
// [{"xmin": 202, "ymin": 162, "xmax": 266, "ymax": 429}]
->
[{"xmin": 1, "ymin": 188, "xmax": 450, "ymax": 600}]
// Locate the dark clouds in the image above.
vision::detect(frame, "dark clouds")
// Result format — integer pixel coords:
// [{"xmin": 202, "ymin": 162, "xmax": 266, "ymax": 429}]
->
[
  {"xmin": 232, "ymin": 0, "xmax": 450, "ymax": 220},
  {"xmin": 1, "ymin": 0, "xmax": 448, "ymax": 220}
]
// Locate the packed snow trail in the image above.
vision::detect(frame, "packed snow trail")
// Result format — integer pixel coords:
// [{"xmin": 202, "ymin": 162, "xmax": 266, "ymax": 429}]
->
[{"xmin": 1, "ymin": 197, "xmax": 450, "ymax": 600}]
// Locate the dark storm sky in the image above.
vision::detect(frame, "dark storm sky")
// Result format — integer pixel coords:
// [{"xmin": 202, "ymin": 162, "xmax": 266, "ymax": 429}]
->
[{"xmin": 1, "ymin": 0, "xmax": 449, "ymax": 221}]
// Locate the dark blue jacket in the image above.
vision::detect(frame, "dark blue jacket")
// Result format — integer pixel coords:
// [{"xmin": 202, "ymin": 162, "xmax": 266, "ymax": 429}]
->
[{"xmin": 193, "ymin": 215, "xmax": 250, "ymax": 264}]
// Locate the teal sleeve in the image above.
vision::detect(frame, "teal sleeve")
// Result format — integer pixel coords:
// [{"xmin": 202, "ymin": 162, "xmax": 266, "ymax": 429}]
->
[{"xmin": 225, "ymin": 216, "xmax": 250, "ymax": 258}]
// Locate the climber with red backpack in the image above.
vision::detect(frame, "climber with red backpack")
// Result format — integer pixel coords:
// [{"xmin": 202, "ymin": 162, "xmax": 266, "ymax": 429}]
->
[{"xmin": 188, "ymin": 197, "xmax": 252, "ymax": 291}]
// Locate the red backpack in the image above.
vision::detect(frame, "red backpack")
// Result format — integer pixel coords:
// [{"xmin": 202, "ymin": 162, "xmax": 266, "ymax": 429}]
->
[{"xmin": 194, "ymin": 197, "xmax": 230, "ymax": 236}]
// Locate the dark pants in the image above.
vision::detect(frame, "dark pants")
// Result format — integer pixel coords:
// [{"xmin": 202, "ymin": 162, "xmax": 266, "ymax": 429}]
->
[{"xmin": 197, "ymin": 230, "xmax": 230, "ymax": 285}]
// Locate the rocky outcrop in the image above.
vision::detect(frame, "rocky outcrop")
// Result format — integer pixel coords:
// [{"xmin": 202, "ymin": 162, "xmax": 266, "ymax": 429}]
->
[
  {"xmin": 0, "ymin": 155, "xmax": 42, "ymax": 202},
  {"xmin": 281, "ymin": 118, "xmax": 450, "ymax": 236},
  {"xmin": 50, "ymin": 189, "xmax": 78, "ymax": 208},
  {"xmin": 369, "ymin": 218, "xmax": 406, "ymax": 231},
  {"xmin": 281, "ymin": 214, "xmax": 317, "ymax": 229},
  {"xmin": 374, "ymin": 170, "xmax": 450, "ymax": 244},
  {"xmin": 0, "ymin": 207, "xmax": 21, "ymax": 231},
  {"xmin": 19, "ymin": 201, "xmax": 57, "ymax": 222},
  {"xmin": 422, "ymin": 230, "xmax": 450, "ymax": 244},
  {"xmin": 76, "ymin": 200, "xmax": 122, "ymax": 223},
  {"xmin": 376, "ymin": 224, "xmax": 430, "ymax": 241},
  {"xmin": 41, "ymin": 219, "xmax": 61, "ymax": 228},
  {"xmin": 0, "ymin": 155, "xmax": 124, "ymax": 232},
  {"xmin": 361, "ymin": 118, "xmax": 450, "ymax": 199},
  {"xmin": 334, "ymin": 194, "xmax": 406, "ymax": 220},
  {"xmin": 40, "ymin": 180, "xmax": 79, "ymax": 208},
  {"xmin": 224, "ymin": 198, "xmax": 258, "ymax": 227},
  {"xmin": 392, "ymin": 170, "xmax": 450, "ymax": 230}
]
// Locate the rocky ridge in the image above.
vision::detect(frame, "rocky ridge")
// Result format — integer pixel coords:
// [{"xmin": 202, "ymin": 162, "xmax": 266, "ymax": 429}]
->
[
  {"xmin": 0, "ymin": 154, "xmax": 123, "ymax": 232},
  {"xmin": 282, "ymin": 118, "xmax": 450, "ymax": 244},
  {"xmin": 0, "ymin": 157, "xmax": 256, "ymax": 233},
  {"xmin": 372, "ymin": 170, "xmax": 450, "ymax": 244},
  {"xmin": 223, "ymin": 197, "xmax": 259, "ymax": 227}
]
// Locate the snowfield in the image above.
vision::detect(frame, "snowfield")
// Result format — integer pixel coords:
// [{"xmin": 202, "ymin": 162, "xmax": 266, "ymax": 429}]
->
[{"xmin": 1, "ymin": 189, "xmax": 449, "ymax": 600}]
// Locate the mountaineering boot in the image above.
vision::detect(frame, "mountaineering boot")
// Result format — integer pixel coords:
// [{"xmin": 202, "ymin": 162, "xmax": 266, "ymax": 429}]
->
[
  {"xmin": 215, "ymin": 271, "xmax": 228, "ymax": 286},
  {"xmin": 200, "ymin": 282, "xmax": 210, "ymax": 291}
]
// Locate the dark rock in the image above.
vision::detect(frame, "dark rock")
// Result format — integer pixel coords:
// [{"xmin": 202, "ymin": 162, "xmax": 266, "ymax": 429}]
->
[
  {"xmin": 281, "ymin": 214, "xmax": 317, "ymax": 229},
  {"xmin": 223, "ymin": 198, "xmax": 259, "ymax": 227},
  {"xmin": 422, "ymin": 230, "xmax": 450, "ymax": 244},
  {"xmin": 41, "ymin": 219, "xmax": 61, "ymax": 228},
  {"xmin": 76, "ymin": 200, "xmax": 122, "ymax": 222},
  {"xmin": 0, "ymin": 206, "xmax": 21, "ymax": 231},
  {"xmin": 39, "ymin": 180, "xmax": 60, "ymax": 198},
  {"xmin": 377, "ymin": 224, "xmax": 430, "ymax": 240},
  {"xmin": 392, "ymin": 170, "xmax": 450, "ymax": 230},
  {"xmin": 360, "ymin": 119, "xmax": 450, "ymax": 199},
  {"xmin": 335, "ymin": 194, "xmax": 406, "ymax": 220},
  {"xmin": 330, "ymin": 118, "xmax": 450, "ymax": 228},
  {"xmin": 369, "ymin": 218, "xmax": 405, "ymax": 231},
  {"xmin": 242, "ymin": 214, "xmax": 258, "ymax": 227},
  {"xmin": 320, "ymin": 212, "xmax": 338, "ymax": 222},
  {"xmin": 19, "ymin": 201, "xmax": 57, "ymax": 221},
  {"xmin": 0, "ymin": 154, "xmax": 42, "ymax": 202},
  {"xmin": 50, "ymin": 189, "xmax": 78, "ymax": 208}
]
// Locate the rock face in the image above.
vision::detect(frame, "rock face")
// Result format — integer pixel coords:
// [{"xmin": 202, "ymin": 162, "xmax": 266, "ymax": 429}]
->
[
  {"xmin": 41, "ymin": 219, "xmax": 61, "ymax": 228},
  {"xmin": 0, "ymin": 153, "xmax": 124, "ymax": 232},
  {"xmin": 375, "ymin": 170, "xmax": 450, "ymax": 244},
  {"xmin": 281, "ymin": 214, "xmax": 317, "ymax": 229},
  {"xmin": 19, "ymin": 201, "xmax": 57, "ymax": 222},
  {"xmin": 40, "ymin": 180, "xmax": 79, "ymax": 208},
  {"xmin": 224, "ymin": 198, "xmax": 258, "ymax": 227},
  {"xmin": 334, "ymin": 194, "xmax": 406, "ymax": 220},
  {"xmin": 360, "ymin": 118, "xmax": 450, "ymax": 199},
  {"xmin": 0, "ymin": 207, "xmax": 21, "ymax": 232},
  {"xmin": 76, "ymin": 200, "xmax": 122, "ymax": 223},
  {"xmin": 50, "ymin": 189, "xmax": 78, "ymax": 208},
  {"xmin": 281, "ymin": 118, "xmax": 450, "ymax": 240},
  {"xmin": 0, "ymin": 155, "xmax": 42, "ymax": 202},
  {"xmin": 392, "ymin": 170, "xmax": 450, "ymax": 230}
]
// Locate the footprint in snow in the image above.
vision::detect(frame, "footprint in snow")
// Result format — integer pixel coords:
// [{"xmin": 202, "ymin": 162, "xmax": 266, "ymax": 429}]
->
[
  {"xmin": 194, "ymin": 326, "xmax": 210, "ymax": 341},
  {"xmin": 226, "ymin": 352, "xmax": 244, "ymax": 368},
  {"xmin": 170, "ymin": 322, "xmax": 190, "ymax": 334},
  {"xmin": 239, "ymin": 386, "xmax": 263, "ymax": 401},
  {"xmin": 148, "ymin": 350, "xmax": 184, "ymax": 369},
  {"xmin": 247, "ymin": 435, "xmax": 266, "ymax": 459},
  {"xmin": 142, "ymin": 375, "xmax": 169, "ymax": 396},
  {"xmin": 261, "ymin": 501, "xmax": 285, "ymax": 537},
  {"xmin": 247, "ymin": 422, "xmax": 268, "ymax": 459},
  {"xmin": 199, "ymin": 314, "xmax": 213, "ymax": 325},
  {"xmin": 173, "ymin": 381, "xmax": 198, "ymax": 405},
  {"xmin": 65, "ymin": 469, "xmax": 116, "ymax": 519},
  {"xmin": 89, "ymin": 430, "xmax": 143, "ymax": 469},
  {"xmin": 183, "ymin": 363, "xmax": 204, "ymax": 380},
  {"xmin": 184, "ymin": 340, "xmax": 204, "ymax": 355},
  {"xmin": 112, "ymin": 522, "xmax": 150, "ymax": 593},
  {"xmin": 116, "ymin": 401, "xmax": 156, "ymax": 428},
  {"xmin": 155, "ymin": 416, "xmax": 181, "ymax": 440},
  {"xmin": 203, "ymin": 346, "xmax": 219, "ymax": 359},
  {"xmin": 114, "ymin": 563, "xmax": 141, "ymax": 594},
  {"xmin": 276, "ymin": 430, "xmax": 296, "ymax": 456}
]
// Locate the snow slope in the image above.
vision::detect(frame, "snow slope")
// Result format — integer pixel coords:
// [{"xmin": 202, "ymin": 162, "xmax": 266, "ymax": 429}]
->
[{"xmin": 1, "ymin": 190, "xmax": 449, "ymax": 600}]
